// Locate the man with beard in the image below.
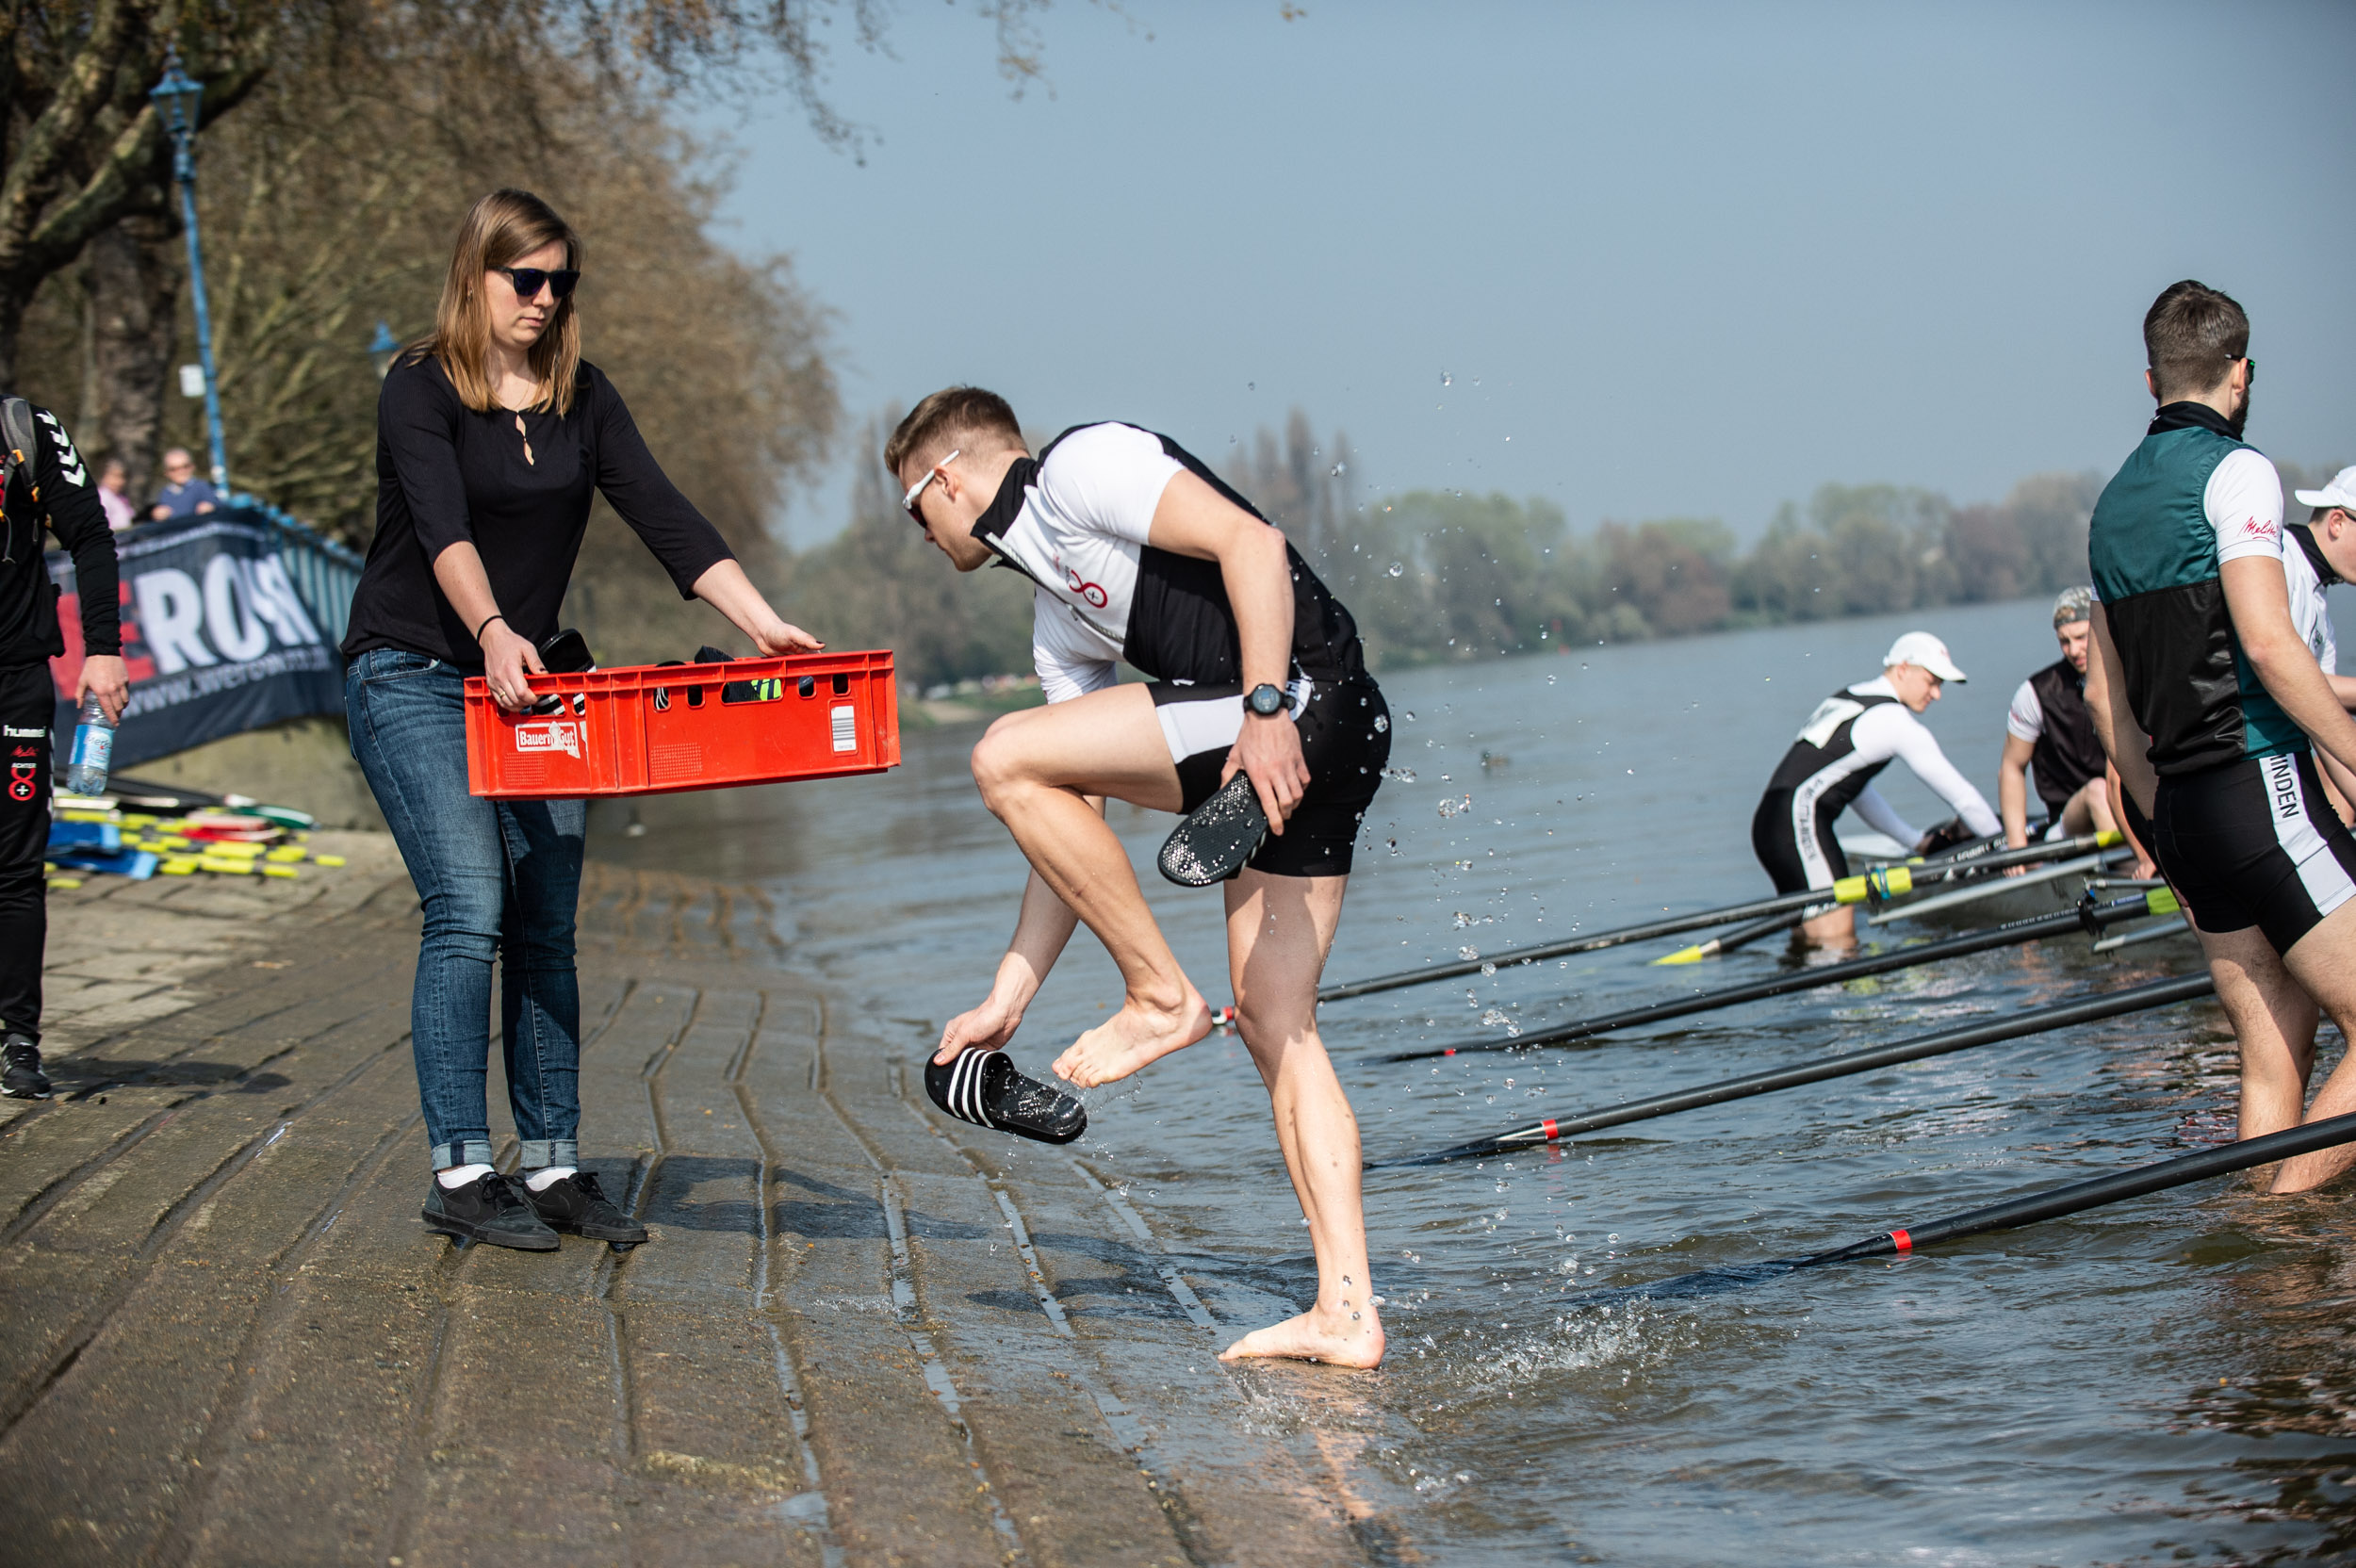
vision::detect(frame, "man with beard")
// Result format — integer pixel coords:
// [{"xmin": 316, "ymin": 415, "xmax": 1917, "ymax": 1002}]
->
[
  {"xmin": 2086, "ymin": 280, "xmax": 2356, "ymax": 1193},
  {"xmin": 1998, "ymin": 587, "xmax": 2118, "ymax": 848}
]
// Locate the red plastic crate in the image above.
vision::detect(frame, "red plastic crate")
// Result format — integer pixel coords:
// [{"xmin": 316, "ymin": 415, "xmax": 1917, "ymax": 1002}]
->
[{"xmin": 464, "ymin": 650, "xmax": 901, "ymax": 799}]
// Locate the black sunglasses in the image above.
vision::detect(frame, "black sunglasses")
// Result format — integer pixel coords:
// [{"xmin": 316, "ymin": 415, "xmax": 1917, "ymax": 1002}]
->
[{"xmin": 496, "ymin": 266, "xmax": 580, "ymax": 302}]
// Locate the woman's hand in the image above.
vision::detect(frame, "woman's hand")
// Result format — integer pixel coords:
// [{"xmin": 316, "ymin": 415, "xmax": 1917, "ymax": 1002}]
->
[
  {"xmin": 936, "ymin": 993, "xmax": 1022, "ymax": 1065},
  {"xmin": 481, "ymin": 621, "xmax": 547, "ymax": 711},
  {"xmin": 748, "ymin": 614, "xmax": 824, "ymax": 656},
  {"xmin": 1221, "ymin": 710, "xmax": 1312, "ymax": 832}
]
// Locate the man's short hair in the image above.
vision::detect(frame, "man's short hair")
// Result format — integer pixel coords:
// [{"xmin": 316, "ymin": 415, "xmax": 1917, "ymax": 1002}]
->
[
  {"xmin": 885, "ymin": 387, "xmax": 1024, "ymax": 478},
  {"xmin": 2144, "ymin": 280, "xmax": 2249, "ymax": 401}
]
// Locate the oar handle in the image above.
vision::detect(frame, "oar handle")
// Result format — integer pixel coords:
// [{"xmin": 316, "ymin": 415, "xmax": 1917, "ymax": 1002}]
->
[
  {"xmin": 1320, "ymin": 831, "xmax": 2124, "ymax": 1003},
  {"xmin": 1366, "ymin": 972, "xmax": 2217, "ymax": 1168},
  {"xmin": 1383, "ymin": 895, "xmax": 2155, "ymax": 1065},
  {"xmin": 1797, "ymin": 1108, "xmax": 2356, "ymax": 1267}
]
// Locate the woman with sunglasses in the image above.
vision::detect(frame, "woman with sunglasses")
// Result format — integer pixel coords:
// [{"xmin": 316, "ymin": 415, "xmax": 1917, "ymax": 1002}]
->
[{"xmin": 342, "ymin": 188, "xmax": 820, "ymax": 1250}]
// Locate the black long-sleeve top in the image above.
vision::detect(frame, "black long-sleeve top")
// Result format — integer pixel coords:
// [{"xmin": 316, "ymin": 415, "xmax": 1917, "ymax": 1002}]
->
[
  {"xmin": 0, "ymin": 401, "xmax": 122, "ymax": 669},
  {"xmin": 341, "ymin": 354, "xmax": 735, "ymax": 663}
]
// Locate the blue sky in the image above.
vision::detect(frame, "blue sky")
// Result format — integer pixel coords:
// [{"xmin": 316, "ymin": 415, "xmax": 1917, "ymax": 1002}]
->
[{"xmin": 689, "ymin": 1, "xmax": 2356, "ymax": 547}]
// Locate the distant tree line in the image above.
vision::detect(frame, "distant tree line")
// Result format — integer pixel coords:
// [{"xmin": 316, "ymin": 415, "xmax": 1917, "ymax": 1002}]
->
[{"xmin": 796, "ymin": 410, "xmax": 2346, "ymax": 688}]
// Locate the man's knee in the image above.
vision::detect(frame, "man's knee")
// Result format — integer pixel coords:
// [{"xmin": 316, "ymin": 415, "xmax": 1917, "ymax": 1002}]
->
[{"xmin": 969, "ymin": 717, "xmax": 1037, "ymax": 812}]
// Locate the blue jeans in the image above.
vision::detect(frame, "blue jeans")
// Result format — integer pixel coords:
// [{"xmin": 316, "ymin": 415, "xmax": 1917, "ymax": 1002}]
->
[{"xmin": 346, "ymin": 647, "xmax": 585, "ymax": 1170}]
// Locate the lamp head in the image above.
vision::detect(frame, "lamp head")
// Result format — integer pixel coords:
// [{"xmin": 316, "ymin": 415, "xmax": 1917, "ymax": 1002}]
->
[{"xmin": 149, "ymin": 52, "xmax": 204, "ymax": 135}]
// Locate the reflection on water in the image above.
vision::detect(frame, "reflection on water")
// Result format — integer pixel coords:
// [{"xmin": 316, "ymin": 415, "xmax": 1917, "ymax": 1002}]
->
[{"xmin": 590, "ymin": 599, "xmax": 2356, "ymax": 1564}]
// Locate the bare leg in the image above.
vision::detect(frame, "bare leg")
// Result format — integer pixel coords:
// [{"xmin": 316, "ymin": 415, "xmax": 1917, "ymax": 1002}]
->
[
  {"xmin": 2268, "ymin": 900, "xmax": 2356, "ymax": 1192},
  {"xmin": 967, "ymin": 685, "xmax": 1212, "ymax": 1087},
  {"xmin": 2196, "ymin": 925, "xmax": 2318, "ymax": 1152},
  {"xmin": 1800, "ymin": 904, "xmax": 1855, "ymax": 948},
  {"xmin": 2061, "ymin": 776, "xmax": 2119, "ymax": 838},
  {"xmin": 1215, "ymin": 870, "xmax": 1383, "ymax": 1369}
]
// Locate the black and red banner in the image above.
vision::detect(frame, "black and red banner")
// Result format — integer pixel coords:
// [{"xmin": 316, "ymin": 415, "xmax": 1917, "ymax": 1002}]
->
[{"xmin": 47, "ymin": 510, "xmax": 345, "ymax": 769}]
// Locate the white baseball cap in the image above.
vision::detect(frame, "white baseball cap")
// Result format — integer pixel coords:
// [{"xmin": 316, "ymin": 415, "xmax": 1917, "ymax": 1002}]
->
[
  {"xmin": 2293, "ymin": 466, "xmax": 2356, "ymax": 514},
  {"xmin": 1884, "ymin": 630, "xmax": 1967, "ymax": 683}
]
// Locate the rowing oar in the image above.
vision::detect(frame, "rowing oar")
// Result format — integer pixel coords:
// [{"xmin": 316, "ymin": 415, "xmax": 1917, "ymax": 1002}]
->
[
  {"xmin": 1553, "ymin": 1109, "xmax": 2356, "ymax": 1311},
  {"xmin": 1317, "ymin": 831, "xmax": 2127, "ymax": 1003},
  {"xmin": 1650, "ymin": 907, "xmax": 1811, "ymax": 965},
  {"xmin": 1374, "ymin": 887, "xmax": 2179, "ymax": 1065},
  {"xmin": 1367, "ymin": 972, "xmax": 2214, "ymax": 1168}
]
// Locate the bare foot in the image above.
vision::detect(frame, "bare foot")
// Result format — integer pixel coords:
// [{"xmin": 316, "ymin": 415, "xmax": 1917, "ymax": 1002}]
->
[
  {"xmin": 1052, "ymin": 988, "xmax": 1212, "ymax": 1087},
  {"xmin": 1219, "ymin": 1304, "xmax": 1384, "ymax": 1369}
]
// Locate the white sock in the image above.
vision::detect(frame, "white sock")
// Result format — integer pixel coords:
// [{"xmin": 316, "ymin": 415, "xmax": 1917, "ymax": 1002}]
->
[
  {"xmin": 525, "ymin": 1165, "xmax": 577, "ymax": 1193},
  {"xmin": 436, "ymin": 1162, "xmax": 494, "ymax": 1189}
]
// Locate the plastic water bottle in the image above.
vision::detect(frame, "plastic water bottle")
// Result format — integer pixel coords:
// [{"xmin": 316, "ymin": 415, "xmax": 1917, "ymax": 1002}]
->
[{"xmin": 64, "ymin": 694, "xmax": 114, "ymax": 797}]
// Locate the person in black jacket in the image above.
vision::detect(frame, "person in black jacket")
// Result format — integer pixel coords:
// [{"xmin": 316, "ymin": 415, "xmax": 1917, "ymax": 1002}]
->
[
  {"xmin": 0, "ymin": 400, "xmax": 127, "ymax": 1098},
  {"xmin": 343, "ymin": 189, "xmax": 820, "ymax": 1250}
]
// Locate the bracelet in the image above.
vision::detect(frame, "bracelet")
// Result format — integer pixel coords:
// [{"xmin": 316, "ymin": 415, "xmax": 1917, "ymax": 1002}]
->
[{"xmin": 473, "ymin": 612, "xmax": 507, "ymax": 643}]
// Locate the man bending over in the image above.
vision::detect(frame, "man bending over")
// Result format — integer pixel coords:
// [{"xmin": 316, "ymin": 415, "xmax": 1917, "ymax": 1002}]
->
[
  {"xmin": 890, "ymin": 388, "xmax": 1391, "ymax": 1366},
  {"xmin": 1750, "ymin": 631, "xmax": 2002, "ymax": 947}
]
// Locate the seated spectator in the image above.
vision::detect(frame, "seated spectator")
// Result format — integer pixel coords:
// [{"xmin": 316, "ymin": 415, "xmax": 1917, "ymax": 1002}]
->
[
  {"xmin": 97, "ymin": 459, "xmax": 136, "ymax": 531},
  {"xmin": 148, "ymin": 448, "xmax": 219, "ymax": 520}
]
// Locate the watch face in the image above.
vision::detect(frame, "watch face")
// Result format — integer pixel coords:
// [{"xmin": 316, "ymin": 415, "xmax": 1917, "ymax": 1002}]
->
[{"xmin": 1248, "ymin": 683, "xmax": 1285, "ymax": 715}]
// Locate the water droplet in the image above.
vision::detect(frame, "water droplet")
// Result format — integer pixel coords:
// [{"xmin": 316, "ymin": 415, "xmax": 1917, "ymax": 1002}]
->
[
  {"xmin": 1387, "ymin": 562, "xmax": 1404, "ymax": 577},
  {"xmin": 1608, "ymin": 1233, "xmax": 1619, "ymax": 1243},
  {"xmin": 1546, "ymin": 674, "xmax": 1557, "ymax": 684},
  {"xmin": 1247, "ymin": 381, "xmax": 1256, "ymax": 390},
  {"xmin": 1459, "ymin": 944, "xmax": 1480, "ymax": 960},
  {"xmin": 1441, "ymin": 370, "xmax": 1452, "ymax": 386},
  {"xmin": 1372, "ymin": 714, "xmax": 1389, "ymax": 733},
  {"xmin": 1481, "ymin": 962, "xmax": 1497, "ymax": 977},
  {"xmin": 1481, "ymin": 1007, "xmax": 1510, "ymax": 1028},
  {"xmin": 1401, "ymin": 710, "xmax": 1415, "ymax": 722},
  {"xmin": 1382, "ymin": 766, "xmax": 1416, "ymax": 783},
  {"xmin": 1331, "ymin": 462, "xmax": 1347, "ymax": 477}
]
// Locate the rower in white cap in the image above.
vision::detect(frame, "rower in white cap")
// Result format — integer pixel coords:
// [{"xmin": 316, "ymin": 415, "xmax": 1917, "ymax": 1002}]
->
[{"xmin": 1749, "ymin": 630, "xmax": 2002, "ymax": 947}]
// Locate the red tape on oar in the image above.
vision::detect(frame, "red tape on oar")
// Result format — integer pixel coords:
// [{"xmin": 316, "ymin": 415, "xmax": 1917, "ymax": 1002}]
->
[{"xmin": 1546, "ymin": 1110, "xmax": 2356, "ymax": 1313}]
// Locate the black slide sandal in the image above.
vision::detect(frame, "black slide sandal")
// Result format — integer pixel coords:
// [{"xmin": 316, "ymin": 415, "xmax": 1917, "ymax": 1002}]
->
[
  {"xmin": 1158, "ymin": 772, "xmax": 1268, "ymax": 887},
  {"xmin": 925, "ymin": 1049, "xmax": 1088, "ymax": 1144}
]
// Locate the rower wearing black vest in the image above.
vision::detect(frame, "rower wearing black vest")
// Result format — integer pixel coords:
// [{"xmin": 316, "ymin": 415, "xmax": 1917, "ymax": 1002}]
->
[
  {"xmin": 1751, "ymin": 629, "xmax": 2002, "ymax": 946},
  {"xmin": 2085, "ymin": 280, "xmax": 2356, "ymax": 1195},
  {"xmin": 1998, "ymin": 587, "xmax": 2118, "ymax": 849}
]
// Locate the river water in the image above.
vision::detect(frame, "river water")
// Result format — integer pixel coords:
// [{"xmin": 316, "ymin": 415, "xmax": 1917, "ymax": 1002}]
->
[{"xmin": 588, "ymin": 597, "xmax": 2356, "ymax": 1565}]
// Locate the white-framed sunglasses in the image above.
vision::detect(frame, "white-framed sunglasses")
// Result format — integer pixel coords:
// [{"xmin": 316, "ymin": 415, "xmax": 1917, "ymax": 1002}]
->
[{"xmin": 903, "ymin": 449, "xmax": 960, "ymax": 524}]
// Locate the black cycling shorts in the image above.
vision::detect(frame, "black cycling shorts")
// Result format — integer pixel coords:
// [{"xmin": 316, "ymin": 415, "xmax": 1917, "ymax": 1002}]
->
[
  {"xmin": 2152, "ymin": 750, "xmax": 2356, "ymax": 956},
  {"xmin": 1750, "ymin": 788, "xmax": 1848, "ymax": 895},
  {"xmin": 1150, "ymin": 674, "xmax": 1389, "ymax": 878}
]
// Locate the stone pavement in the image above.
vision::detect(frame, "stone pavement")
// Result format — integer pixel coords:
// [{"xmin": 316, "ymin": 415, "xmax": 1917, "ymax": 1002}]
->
[{"xmin": 0, "ymin": 848, "xmax": 1408, "ymax": 1566}]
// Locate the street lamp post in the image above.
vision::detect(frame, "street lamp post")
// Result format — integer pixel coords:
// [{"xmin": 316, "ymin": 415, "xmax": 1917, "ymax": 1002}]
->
[{"xmin": 150, "ymin": 53, "xmax": 229, "ymax": 498}]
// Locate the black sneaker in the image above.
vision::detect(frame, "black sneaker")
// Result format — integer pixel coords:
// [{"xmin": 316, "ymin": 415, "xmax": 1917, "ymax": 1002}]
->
[
  {"xmin": 523, "ymin": 1170, "xmax": 647, "ymax": 1245},
  {"xmin": 421, "ymin": 1170, "xmax": 561, "ymax": 1250},
  {"xmin": 2, "ymin": 1034, "xmax": 50, "ymax": 1100}
]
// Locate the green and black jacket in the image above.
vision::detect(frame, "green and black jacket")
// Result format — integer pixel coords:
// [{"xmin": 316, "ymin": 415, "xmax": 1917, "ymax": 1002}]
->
[{"xmin": 2087, "ymin": 403, "xmax": 2299, "ymax": 777}]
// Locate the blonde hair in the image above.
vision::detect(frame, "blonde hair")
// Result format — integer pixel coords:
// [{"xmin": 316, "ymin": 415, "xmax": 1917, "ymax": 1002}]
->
[{"xmin": 409, "ymin": 189, "xmax": 582, "ymax": 416}]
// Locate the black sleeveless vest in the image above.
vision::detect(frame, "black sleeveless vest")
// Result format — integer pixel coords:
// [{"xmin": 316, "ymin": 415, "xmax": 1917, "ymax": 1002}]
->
[
  {"xmin": 2025, "ymin": 658, "xmax": 2104, "ymax": 815},
  {"xmin": 1763, "ymin": 687, "xmax": 1902, "ymax": 820}
]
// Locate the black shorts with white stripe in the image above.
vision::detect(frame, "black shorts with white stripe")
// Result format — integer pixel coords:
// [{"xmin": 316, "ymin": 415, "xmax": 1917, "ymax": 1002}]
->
[
  {"xmin": 1148, "ymin": 673, "xmax": 1390, "ymax": 878},
  {"xmin": 1749, "ymin": 788, "xmax": 1849, "ymax": 895},
  {"xmin": 2152, "ymin": 750, "xmax": 2356, "ymax": 956}
]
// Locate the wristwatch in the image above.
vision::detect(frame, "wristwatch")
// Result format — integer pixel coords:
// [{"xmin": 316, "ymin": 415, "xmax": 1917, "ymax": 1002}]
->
[{"xmin": 1245, "ymin": 682, "xmax": 1288, "ymax": 717}]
